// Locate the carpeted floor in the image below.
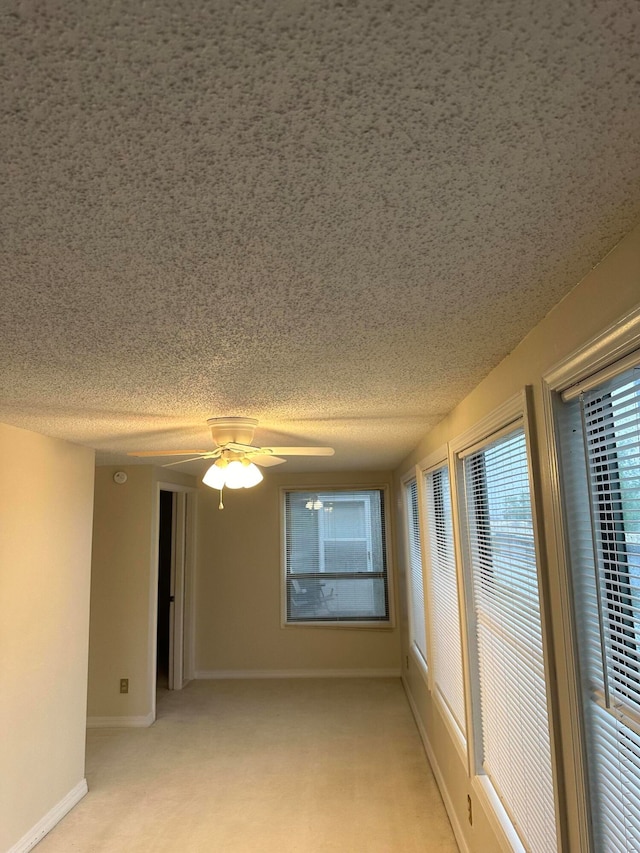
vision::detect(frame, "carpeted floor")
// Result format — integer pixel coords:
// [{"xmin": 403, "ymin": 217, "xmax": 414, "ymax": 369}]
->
[{"xmin": 35, "ymin": 678, "xmax": 458, "ymax": 852}]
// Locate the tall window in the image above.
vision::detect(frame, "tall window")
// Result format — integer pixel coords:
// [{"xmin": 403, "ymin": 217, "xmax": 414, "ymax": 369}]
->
[
  {"xmin": 424, "ymin": 464, "xmax": 466, "ymax": 739},
  {"xmin": 283, "ymin": 488, "xmax": 390, "ymax": 625},
  {"xmin": 461, "ymin": 425, "xmax": 557, "ymax": 852},
  {"xmin": 404, "ymin": 478, "xmax": 427, "ymax": 664},
  {"xmin": 559, "ymin": 363, "xmax": 640, "ymax": 851}
]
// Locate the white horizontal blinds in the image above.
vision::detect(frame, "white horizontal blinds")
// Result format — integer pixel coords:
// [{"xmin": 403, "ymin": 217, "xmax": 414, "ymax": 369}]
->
[
  {"xmin": 284, "ymin": 489, "xmax": 389, "ymax": 623},
  {"xmin": 563, "ymin": 365, "xmax": 640, "ymax": 851},
  {"xmin": 464, "ymin": 427, "xmax": 557, "ymax": 853},
  {"xmin": 425, "ymin": 465, "xmax": 466, "ymax": 735},
  {"xmin": 405, "ymin": 478, "xmax": 427, "ymax": 662}
]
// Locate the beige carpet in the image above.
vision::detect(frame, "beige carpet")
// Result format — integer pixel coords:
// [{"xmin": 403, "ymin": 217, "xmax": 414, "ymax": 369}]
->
[{"xmin": 36, "ymin": 679, "xmax": 458, "ymax": 852}]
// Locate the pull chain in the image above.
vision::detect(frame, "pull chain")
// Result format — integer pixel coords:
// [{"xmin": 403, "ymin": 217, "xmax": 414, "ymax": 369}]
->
[{"xmin": 218, "ymin": 485, "xmax": 224, "ymax": 510}]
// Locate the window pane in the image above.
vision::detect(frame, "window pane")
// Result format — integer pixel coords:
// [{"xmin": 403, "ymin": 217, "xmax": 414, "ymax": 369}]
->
[
  {"xmin": 323, "ymin": 539, "xmax": 369, "ymax": 572},
  {"xmin": 322, "ymin": 500, "xmax": 368, "ymax": 538},
  {"xmin": 287, "ymin": 576, "xmax": 388, "ymax": 621}
]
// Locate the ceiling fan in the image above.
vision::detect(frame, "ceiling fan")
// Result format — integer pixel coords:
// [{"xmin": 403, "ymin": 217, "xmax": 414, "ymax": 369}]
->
[{"xmin": 128, "ymin": 417, "xmax": 334, "ymax": 507}]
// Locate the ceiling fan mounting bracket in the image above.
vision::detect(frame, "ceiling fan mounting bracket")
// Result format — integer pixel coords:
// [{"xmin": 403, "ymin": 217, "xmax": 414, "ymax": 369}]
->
[{"xmin": 206, "ymin": 416, "xmax": 258, "ymax": 447}]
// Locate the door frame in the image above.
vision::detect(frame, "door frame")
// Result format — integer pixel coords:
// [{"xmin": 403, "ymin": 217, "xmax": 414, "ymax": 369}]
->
[{"xmin": 148, "ymin": 481, "xmax": 197, "ymax": 723}]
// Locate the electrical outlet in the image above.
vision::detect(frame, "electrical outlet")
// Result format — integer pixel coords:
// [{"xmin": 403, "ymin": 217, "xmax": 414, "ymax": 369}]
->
[
  {"xmin": 119, "ymin": 678, "xmax": 129, "ymax": 694},
  {"xmin": 467, "ymin": 794, "xmax": 473, "ymax": 825}
]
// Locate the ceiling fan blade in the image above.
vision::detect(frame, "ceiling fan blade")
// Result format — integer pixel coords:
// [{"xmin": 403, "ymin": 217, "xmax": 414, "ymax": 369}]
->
[
  {"xmin": 162, "ymin": 454, "xmax": 215, "ymax": 468},
  {"xmin": 128, "ymin": 449, "xmax": 209, "ymax": 457},
  {"xmin": 251, "ymin": 454, "xmax": 287, "ymax": 468},
  {"xmin": 262, "ymin": 446, "xmax": 335, "ymax": 456}
]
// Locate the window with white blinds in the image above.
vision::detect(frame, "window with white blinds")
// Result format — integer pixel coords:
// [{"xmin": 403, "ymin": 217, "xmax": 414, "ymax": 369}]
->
[
  {"xmin": 558, "ymin": 361, "xmax": 640, "ymax": 851},
  {"xmin": 283, "ymin": 488, "xmax": 390, "ymax": 625},
  {"xmin": 462, "ymin": 425, "xmax": 557, "ymax": 853},
  {"xmin": 424, "ymin": 464, "xmax": 466, "ymax": 738},
  {"xmin": 404, "ymin": 478, "xmax": 427, "ymax": 664}
]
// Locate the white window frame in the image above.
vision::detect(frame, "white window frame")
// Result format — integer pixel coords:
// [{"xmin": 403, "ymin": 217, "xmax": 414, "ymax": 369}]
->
[
  {"xmin": 280, "ymin": 484, "xmax": 395, "ymax": 629},
  {"xmin": 450, "ymin": 389, "xmax": 561, "ymax": 853},
  {"xmin": 401, "ymin": 468, "xmax": 429, "ymax": 684},
  {"xmin": 419, "ymin": 445, "xmax": 468, "ymax": 760},
  {"xmin": 542, "ymin": 303, "xmax": 640, "ymax": 852}
]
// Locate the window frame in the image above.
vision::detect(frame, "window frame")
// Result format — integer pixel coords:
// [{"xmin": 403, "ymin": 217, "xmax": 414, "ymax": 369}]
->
[
  {"xmin": 450, "ymin": 389, "xmax": 562, "ymax": 853},
  {"xmin": 401, "ymin": 468, "xmax": 429, "ymax": 683},
  {"xmin": 542, "ymin": 303, "xmax": 640, "ymax": 852},
  {"xmin": 280, "ymin": 484, "xmax": 395, "ymax": 629},
  {"xmin": 419, "ymin": 447, "xmax": 468, "ymax": 758}
]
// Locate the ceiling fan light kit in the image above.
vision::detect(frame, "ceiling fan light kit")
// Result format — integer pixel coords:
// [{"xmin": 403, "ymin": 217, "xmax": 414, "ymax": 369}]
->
[{"xmin": 203, "ymin": 458, "xmax": 263, "ymax": 491}]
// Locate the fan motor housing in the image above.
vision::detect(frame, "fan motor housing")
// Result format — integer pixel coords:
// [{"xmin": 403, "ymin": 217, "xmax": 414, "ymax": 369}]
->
[{"xmin": 207, "ymin": 417, "xmax": 258, "ymax": 446}]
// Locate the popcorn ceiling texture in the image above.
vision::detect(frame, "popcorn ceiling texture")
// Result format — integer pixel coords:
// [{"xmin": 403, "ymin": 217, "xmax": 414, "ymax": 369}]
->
[{"xmin": 1, "ymin": 0, "xmax": 639, "ymax": 472}]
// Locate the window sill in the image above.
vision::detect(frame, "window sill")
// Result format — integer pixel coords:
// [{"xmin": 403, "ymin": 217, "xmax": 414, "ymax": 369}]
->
[
  {"xmin": 409, "ymin": 643, "xmax": 429, "ymax": 688},
  {"xmin": 282, "ymin": 619, "xmax": 394, "ymax": 630},
  {"xmin": 433, "ymin": 687, "xmax": 467, "ymax": 764},
  {"xmin": 472, "ymin": 775, "xmax": 527, "ymax": 853}
]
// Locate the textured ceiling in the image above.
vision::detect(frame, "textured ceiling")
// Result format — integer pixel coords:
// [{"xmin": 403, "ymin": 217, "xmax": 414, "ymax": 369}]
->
[{"xmin": 1, "ymin": 0, "xmax": 639, "ymax": 474}]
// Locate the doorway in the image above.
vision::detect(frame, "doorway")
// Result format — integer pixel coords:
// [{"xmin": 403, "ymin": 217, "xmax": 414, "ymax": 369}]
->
[
  {"xmin": 156, "ymin": 490, "xmax": 173, "ymax": 689},
  {"xmin": 154, "ymin": 486, "xmax": 194, "ymax": 699}
]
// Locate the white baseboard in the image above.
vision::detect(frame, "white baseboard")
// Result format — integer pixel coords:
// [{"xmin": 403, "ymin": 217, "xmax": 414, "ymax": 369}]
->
[
  {"xmin": 195, "ymin": 668, "xmax": 401, "ymax": 680},
  {"xmin": 7, "ymin": 778, "xmax": 88, "ymax": 853},
  {"xmin": 86, "ymin": 711, "xmax": 154, "ymax": 728},
  {"xmin": 402, "ymin": 676, "xmax": 471, "ymax": 853}
]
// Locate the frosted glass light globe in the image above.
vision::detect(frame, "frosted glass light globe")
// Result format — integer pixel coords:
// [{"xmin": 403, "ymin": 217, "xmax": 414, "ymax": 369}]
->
[
  {"xmin": 241, "ymin": 461, "xmax": 263, "ymax": 487},
  {"xmin": 202, "ymin": 461, "xmax": 227, "ymax": 489},
  {"xmin": 223, "ymin": 460, "xmax": 247, "ymax": 489}
]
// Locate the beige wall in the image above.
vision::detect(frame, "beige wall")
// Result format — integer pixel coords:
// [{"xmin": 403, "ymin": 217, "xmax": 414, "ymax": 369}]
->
[
  {"xmin": 87, "ymin": 466, "xmax": 155, "ymax": 719},
  {"xmin": 87, "ymin": 465, "xmax": 196, "ymax": 721},
  {"xmin": 195, "ymin": 470, "xmax": 401, "ymax": 674},
  {"xmin": 0, "ymin": 423, "xmax": 95, "ymax": 852},
  {"xmin": 393, "ymin": 222, "xmax": 640, "ymax": 851},
  {"xmin": 88, "ymin": 466, "xmax": 399, "ymax": 721}
]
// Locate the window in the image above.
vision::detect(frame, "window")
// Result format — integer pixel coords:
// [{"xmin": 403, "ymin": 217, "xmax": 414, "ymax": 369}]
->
[
  {"xmin": 424, "ymin": 463, "xmax": 466, "ymax": 739},
  {"xmin": 283, "ymin": 488, "xmax": 390, "ymax": 624},
  {"xmin": 404, "ymin": 478, "xmax": 427, "ymax": 664},
  {"xmin": 459, "ymin": 423, "xmax": 557, "ymax": 853},
  {"xmin": 558, "ymin": 361, "xmax": 640, "ymax": 851}
]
